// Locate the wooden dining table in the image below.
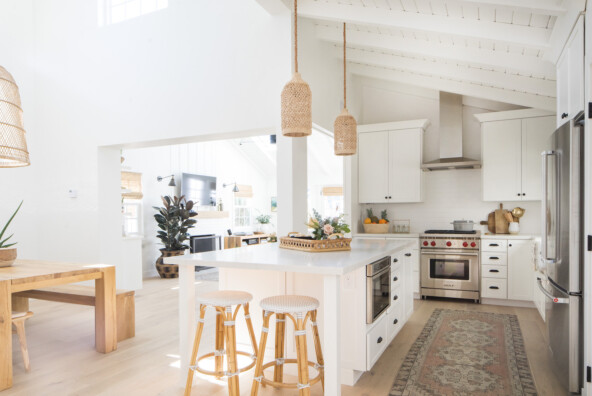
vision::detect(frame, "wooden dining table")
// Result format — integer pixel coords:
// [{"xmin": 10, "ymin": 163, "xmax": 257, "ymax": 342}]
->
[{"xmin": 0, "ymin": 259, "xmax": 117, "ymax": 391}]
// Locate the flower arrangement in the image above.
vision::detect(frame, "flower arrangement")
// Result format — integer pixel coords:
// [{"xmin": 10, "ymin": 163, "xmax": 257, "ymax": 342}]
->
[
  {"xmin": 256, "ymin": 214, "xmax": 271, "ymax": 224},
  {"xmin": 307, "ymin": 209, "xmax": 350, "ymax": 240}
]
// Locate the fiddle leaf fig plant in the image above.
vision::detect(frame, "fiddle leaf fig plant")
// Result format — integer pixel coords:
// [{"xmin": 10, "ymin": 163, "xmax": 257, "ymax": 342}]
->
[
  {"xmin": 153, "ymin": 195, "xmax": 197, "ymax": 251},
  {"xmin": 0, "ymin": 201, "xmax": 23, "ymax": 248}
]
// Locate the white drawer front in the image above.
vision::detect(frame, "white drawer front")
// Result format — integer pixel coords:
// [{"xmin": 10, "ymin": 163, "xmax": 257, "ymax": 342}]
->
[
  {"xmin": 387, "ymin": 302, "xmax": 403, "ymax": 341},
  {"xmin": 391, "ymin": 267, "xmax": 403, "ymax": 290},
  {"xmin": 481, "ymin": 278, "xmax": 507, "ymax": 299},
  {"xmin": 482, "ymin": 240, "xmax": 508, "ymax": 252},
  {"xmin": 367, "ymin": 316, "xmax": 388, "ymax": 369},
  {"xmin": 391, "ymin": 256, "xmax": 402, "ymax": 270},
  {"xmin": 481, "ymin": 252, "xmax": 507, "ymax": 266},
  {"xmin": 482, "ymin": 264, "xmax": 507, "ymax": 279},
  {"xmin": 391, "ymin": 286, "xmax": 402, "ymax": 304}
]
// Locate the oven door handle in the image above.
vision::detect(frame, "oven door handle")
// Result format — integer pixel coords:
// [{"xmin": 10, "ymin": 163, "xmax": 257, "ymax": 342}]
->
[{"xmin": 421, "ymin": 250, "xmax": 479, "ymax": 256}]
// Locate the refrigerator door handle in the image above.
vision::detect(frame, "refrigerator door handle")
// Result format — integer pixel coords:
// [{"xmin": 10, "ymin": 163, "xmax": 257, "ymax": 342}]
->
[
  {"xmin": 541, "ymin": 150, "xmax": 560, "ymax": 267},
  {"xmin": 537, "ymin": 277, "xmax": 569, "ymax": 304}
]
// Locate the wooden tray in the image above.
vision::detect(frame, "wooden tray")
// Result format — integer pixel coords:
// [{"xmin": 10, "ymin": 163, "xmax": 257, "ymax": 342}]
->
[{"xmin": 279, "ymin": 235, "xmax": 352, "ymax": 252}]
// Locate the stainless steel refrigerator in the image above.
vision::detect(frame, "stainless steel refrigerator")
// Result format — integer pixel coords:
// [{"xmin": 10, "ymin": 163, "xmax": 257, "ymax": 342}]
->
[{"xmin": 538, "ymin": 112, "xmax": 584, "ymax": 394}]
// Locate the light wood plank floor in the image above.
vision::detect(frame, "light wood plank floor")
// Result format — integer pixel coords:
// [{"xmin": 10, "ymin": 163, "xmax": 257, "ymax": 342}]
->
[{"xmin": 6, "ymin": 276, "xmax": 568, "ymax": 395}]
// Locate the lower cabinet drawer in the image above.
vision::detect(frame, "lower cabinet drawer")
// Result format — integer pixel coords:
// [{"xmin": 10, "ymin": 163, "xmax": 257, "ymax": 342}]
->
[
  {"xmin": 481, "ymin": 252, "xmax": 507, "ymax": 266},
  {"xmin": 366, "ymin": 316, "xmax": 388, "ymax": 370},
  {"xmin": 481, "ymin": 278, "xmax": 507, "ymax": 299},
  {"xmin": 482, "ymin": 265, "xmax": 507, "ymax": 279},
  {"xmin": 482, "ymin": 240, "xmax": 508, "ymax": 252},
  {"xmin": 387, "ymin": 302, "xmax": 403, "ymax": 341},
  {"xmin": 391, "ymin": 267, "xmax": 402, "ymax": 290},
  {"xmin": 391, "ymin": 285, "xmax": 402, "ymax": 303}
]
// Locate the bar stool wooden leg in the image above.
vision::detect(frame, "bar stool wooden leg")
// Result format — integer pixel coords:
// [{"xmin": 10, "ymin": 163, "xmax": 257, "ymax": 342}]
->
[
  {"xmin": 273, "ymin": 313, "xmax": 286, "ymax": 383},
  {"xmin": 12, "ymin": 319, "xmax": 30, "ymax": 372},
  {"xmin": 243, "ymin": 303, "xmax": 258, "ymax": 358},
  {"xmin": 215, "ymin": 310, "xmax": 225, "ymax": 379},
  {"xmin": 251, "ymin": 311, "xmax": 272, "ymax": 396},
  {"xmin": 223, "ymin": 306, "xmax": 240, "ymax": 396},
  {"xmin": 185, "ymin": 305, "xmax": 207, "ymax": 396},
  {"xmin": 294, "ymin": 314, "xmax": 311, "ymax": 396},
  {"xmin": 310, "ymin": 310, "xmax": 324, "ymax": 390}
]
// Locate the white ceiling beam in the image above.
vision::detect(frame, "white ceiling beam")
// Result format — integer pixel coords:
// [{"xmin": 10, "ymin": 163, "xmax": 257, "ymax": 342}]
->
[
  {"xmin": 336, "ymin": 47, "xmax": 555, "ymax": 97},
  {"xmin": 455, "ymin": 0, "xmax": 566, "ymax": 16},
  {"xmin": 348, "ymin": 63, "xmax": 555, "ymax": 111},
  {"xmin": 316, "ymin": 25, "xmax": 556, "ymax": 79},
  {"xmin": 299, "ymin": 1, "xmax": 551, "ymax": 49},
  {"xmin": 255, "ymin": 0, "xmax": 290, "ymax": 15}
]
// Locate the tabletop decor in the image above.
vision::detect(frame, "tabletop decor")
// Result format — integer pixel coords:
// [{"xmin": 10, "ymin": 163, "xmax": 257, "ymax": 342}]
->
[
  {"xmin": 334, "ymin": 22, "xmax": 357, "ymax": 156},
  {"xmin": 153, "ymin": 195, "xmax": 197, "ymax": 278},
  {"xmin": 280, "ymin": 209, "xmax": 351, "ymax": 252},
  {"xmin": 0, "ymin": 200, "xmax": 23, "ymax": 267},
  {"xmin": 0, "ymin": 66, "xmax": 30, "ymax": 167},
  {"xmin": 281, "ymin": 0, "xmax": 312, "ymax": 137},
  {"xmin": 363, "ymin": 208, "xmax": 390, "ymax": 233},
  {"xmin": 255, "ymin": 214, "xmax": 272, "ymax": 234}
]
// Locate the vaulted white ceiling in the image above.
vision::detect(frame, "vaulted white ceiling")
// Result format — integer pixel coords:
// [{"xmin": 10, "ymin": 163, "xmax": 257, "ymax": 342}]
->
[{"xmin": 257, "ymin": 0, "xmax": 586, "ymax": 111}]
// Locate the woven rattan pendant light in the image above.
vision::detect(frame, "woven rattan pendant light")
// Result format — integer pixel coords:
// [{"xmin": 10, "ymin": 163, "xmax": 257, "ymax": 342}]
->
[
  {"xmin": 334, "ymin": 23, "xmax": 357, "ymax": 156},
  {"xmin": 0, "ymin": 66, "xmax": 30, "ymax": 167},
  {"xmin": 281, "ymin": 0, "xmax": 312, "ymax": 137}
]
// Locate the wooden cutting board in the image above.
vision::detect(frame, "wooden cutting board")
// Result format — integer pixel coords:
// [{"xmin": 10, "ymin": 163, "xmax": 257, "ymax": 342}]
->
[
  {"xmin": 494, "ymin": 203, "xmax": 509, "ymax": 234},
  {"xmin": 480, "ymin": 211, "xmax": 495, "ymax": 233}
]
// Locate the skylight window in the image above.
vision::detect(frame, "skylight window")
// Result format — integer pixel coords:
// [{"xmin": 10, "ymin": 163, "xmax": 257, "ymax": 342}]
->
[{"xmin": 98, "ymin": 0, "xmax": 168, "ymax": 26}]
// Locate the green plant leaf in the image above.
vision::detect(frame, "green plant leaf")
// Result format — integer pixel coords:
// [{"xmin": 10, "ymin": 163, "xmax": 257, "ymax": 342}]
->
[
  {"xmin": 0, "ymin": 201, "xmax": 22, "ymax": 242},
  {"xmin": 0, "ymin": 242, "xmax": 16, "ymax": 248}
]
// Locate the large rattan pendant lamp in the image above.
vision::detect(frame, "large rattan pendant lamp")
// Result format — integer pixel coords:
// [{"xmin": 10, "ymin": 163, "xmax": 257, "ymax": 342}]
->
[
  {"xmin": 281, "ymin": 0, "xmax": 312, "ymax": 137},
  {"xmin": 334, "ymin": 23, "xmax": 357, "ymax": 156},
  {"xmin": 0, "ymin": 66, "xmax": 30, "ymax": 167}
]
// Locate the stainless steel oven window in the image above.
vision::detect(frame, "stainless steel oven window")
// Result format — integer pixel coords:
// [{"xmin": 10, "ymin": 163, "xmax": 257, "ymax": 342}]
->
[
  {"xmin": 430, "ymin": 258, "xmax": 470, "ymax": 280},
  {"xmin": 367, "ymin": 265, "xmax": 390, "ymax": 323}
]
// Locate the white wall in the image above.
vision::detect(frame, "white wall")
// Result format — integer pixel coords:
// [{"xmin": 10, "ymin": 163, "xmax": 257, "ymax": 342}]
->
[
  {"xmin": 0, "ymin": 0, "xmax": 290, "ymax": 279},
  {"xmin": 351, "ymin": 77, "xmax": 541, "ymax": 235},
  {"xmin": 123, "ymin": 139, "xmax": 277, "ymax": 277}
]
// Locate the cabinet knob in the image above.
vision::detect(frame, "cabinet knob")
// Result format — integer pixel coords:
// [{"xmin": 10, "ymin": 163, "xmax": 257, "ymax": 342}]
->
[
  {"xmin": 490, "ymin": 269, "xmax": 499, "ymax": 273},
  {"xmin": 388, "ymin": 196, "xmax": 392, "ymax": 199},
  {"xmin": 562, "ymin": 112, "xmax": 569, "ymax": 119},
  {"xmin": 393, "ymin": 318, "xmax": 398, "ymax": 325},
  {"xmin": 509, "ymin": 244, "xmax": 512, "ymax": 247},
  {"xmin": 517, "ymin": 193, "xmax": 521, "ymax": 196},
  {"xmin": 393, "ymin": 258, "xmax": 398, "ymax": 263},
  {"xmin": 393, "ymin": 276, "xmax": 398, "ymax": 282},
  {"xmin": 522, "ymin": 193, "xmax": 526, "ymax": 196},
  {"xmin": 393, "ymin": 295, "xmax": 398, "ymax": 301},
  {"xmin": 385, "ymin": 196, "xmax": 387, "ymax": 199},
  {"xmin": 405, "ymin": 253, "xmax": 412, "ymax": 257},
  {"xmin": 377, "ymin": 337, "xmax": 383, "ymax": 344},
  {"xmin": 489, "ymin": 286, "xmax": 499, "ymax": 290}
]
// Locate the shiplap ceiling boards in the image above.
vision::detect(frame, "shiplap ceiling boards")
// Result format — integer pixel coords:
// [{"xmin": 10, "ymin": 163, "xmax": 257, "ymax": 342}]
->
[{"xmin": 260, "ymin": 0, "xmax": 586, "ymax": 111}]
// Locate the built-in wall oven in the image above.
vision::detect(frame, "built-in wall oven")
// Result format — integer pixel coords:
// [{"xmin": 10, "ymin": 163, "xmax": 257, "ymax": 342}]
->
[
  {"xmin": 420, "ymin": 231, "xmax": 480, "ymax": 302},
  {"xmin": 366, "ymin": 256, "xmax": 391, "ymax": 324}
]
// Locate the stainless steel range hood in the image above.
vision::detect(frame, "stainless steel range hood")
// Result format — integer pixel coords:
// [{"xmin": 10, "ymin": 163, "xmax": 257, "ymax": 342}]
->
[{"xmin": 421, "ymin": 92, "xmax": 481, "ymax": 171}]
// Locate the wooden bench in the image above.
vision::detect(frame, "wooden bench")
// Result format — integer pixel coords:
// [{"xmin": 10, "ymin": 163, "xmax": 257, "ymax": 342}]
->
[{"xmin": 12, "ymin": 285, "xmax": 135, "ymax": 342}]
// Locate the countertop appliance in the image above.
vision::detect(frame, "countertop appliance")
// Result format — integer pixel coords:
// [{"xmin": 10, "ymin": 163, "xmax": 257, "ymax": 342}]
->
[
  {"xmin": 420, "ymin": 230, "xmax": 480, "ymax": 302},
  {"xmin": 538, "ymin": 113, "xmax": 584, "ymax": 393},
  {"xmin": 366, "ymin": 256, "xmax": 391, "ymax": 324}
]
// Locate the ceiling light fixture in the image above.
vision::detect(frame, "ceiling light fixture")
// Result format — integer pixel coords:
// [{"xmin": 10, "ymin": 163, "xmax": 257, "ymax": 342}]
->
[
  {"xmin": 157, "ymin": 174, "xmax": 176, "ymax": 187},
  {"xmin": 0, "ymin": 66, "xmax": 30, "ymax": 167},
  {"xmin": 223, "ymin": 182, "xmax": 239, "ymax": 193},
  {"xmin": 334, "ymin": 23, "xmax": 357, "ymax": 156},
  {"xmin": 281, "ymin": 0, "xmax": 312, "ymax": 137}
]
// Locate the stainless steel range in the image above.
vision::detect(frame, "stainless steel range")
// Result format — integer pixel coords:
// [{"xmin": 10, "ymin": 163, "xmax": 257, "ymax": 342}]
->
[{"xmin": 420, "ymin": 230, "xmax": 481, "ymax": 302}]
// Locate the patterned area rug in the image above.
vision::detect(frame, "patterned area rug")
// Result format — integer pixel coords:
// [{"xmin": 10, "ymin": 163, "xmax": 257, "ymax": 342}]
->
[{"xmin": 389, "ymin": 309, "xmax": 537, "ymax": 396}]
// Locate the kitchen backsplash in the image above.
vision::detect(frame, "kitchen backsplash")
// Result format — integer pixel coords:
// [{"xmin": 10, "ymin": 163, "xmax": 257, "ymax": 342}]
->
[{"xmin": 360, "ymin": 169, "xmax": 541, "ymax": 235}]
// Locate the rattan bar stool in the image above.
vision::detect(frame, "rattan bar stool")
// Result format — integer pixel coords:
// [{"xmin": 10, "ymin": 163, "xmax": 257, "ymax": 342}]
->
[
  {"xmin": 250, "ymin": 295, "xmax": 324, "ymax": 396},
  {"xmin": 184, "ymin": 290, "xmax": 259, "ymax": 396}
]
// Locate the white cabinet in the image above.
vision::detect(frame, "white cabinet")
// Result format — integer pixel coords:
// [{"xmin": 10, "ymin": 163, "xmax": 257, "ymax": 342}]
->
[
  {"xmin": 478, "ymin": 112, "xmax": 555, "ymax": 201},
  {"xmin": 507, "ymin": 240, "xmax": 534, "ymax": 301},
  {"xmin": 358, "ymin": 120, "xmax": 428, "ymax": 204},
  {"xmin": 557, "ymin": 15, "xmax": 584, "ymax": 127}
]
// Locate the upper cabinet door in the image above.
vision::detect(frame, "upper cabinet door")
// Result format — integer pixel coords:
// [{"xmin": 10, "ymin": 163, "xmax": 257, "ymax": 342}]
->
[
  {"xmin": 388, "ymin": 129, "xmax": 423, "ymax": 202},
  {"xmin": 556, "ymin": 52, "xmax": 569, "ymax": 127},
  {"xmin": 358, "ymin": 131, "xmax": 389, "ymax": 203},
  {"xmin": 482, "ymin": 119, "xmax": 522, "ymax": 201},
  {"xmin": 567, "ymin": 16, "xmax": 584, "ymax": 120},
  {"xmin": 521, "ymin": 116, "xmax": 555, "ymax": 200}
]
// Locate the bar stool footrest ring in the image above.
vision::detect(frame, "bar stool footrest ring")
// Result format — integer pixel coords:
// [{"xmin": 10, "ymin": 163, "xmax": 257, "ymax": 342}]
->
[
  {"xmin": 258, "ymin": 359, "xmax": 323, "ymax": 389},
  {"xmin": 191, "ymin": 350, "xmax": 257, "ymax": 377}
]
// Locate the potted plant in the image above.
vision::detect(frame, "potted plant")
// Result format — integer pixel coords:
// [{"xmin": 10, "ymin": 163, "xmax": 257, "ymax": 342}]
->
[
  {"xmin": 153, "ymin": 195, "xmax": 197, "ymax": 278},
  {"xmin": 0, "ymin": 201, "xmax": 23, "ymax": 267},
  {"xmin": 255, "ymin": 214, "xmax": 272, "ymax": 234}
]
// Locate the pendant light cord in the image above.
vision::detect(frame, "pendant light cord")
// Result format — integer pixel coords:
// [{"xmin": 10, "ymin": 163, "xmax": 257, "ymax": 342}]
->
[
  {"xmin": 343, "ymin": 22, "xmax": 346, "ymax": 109},
  {"xmin": 294, "ymin": 0, "xmax": 298, "ymax": 73}
]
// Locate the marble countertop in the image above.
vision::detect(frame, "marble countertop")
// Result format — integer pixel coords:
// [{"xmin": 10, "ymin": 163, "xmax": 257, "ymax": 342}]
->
[
  {"xmin": 354, "ymin": 233, "xmax": 420, "ymax": 238},
  {"xmin": 165, "ymin": 239, "xmax": 415, "ymax": 275}
]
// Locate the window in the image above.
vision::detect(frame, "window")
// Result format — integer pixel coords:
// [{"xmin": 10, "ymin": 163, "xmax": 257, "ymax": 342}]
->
[
  {"xmin": 321, "ymin": 186, "xmax": 344, "ymax": 218},
  {"xmin": 98, "ymin": 0, "xmax": 168, "ymax": 26},
  {"xmin": 123, "ymin": 201, "xmax": 143, "ymax": 236},
  {"xmin": 234, "ymin": 197, "xmax": 252, "ymax": 228}
]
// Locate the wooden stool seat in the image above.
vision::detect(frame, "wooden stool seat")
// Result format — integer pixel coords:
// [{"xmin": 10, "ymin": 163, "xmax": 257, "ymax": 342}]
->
[
  {"xmin": 251, "ymin": 295, "xmax": 324, "ymax": 396},
  {"xmin": 185, "ymin": 290, "xmax": 259, "ymax": 396},
  {"xmin": 11, "ymin": 311, "xmax": 33, "ymax": 373}
]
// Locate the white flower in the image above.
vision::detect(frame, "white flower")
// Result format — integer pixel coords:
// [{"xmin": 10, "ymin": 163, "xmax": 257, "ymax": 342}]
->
[{"xmin": 323, "ymin": 224, "xmax": 334, "ymax": 235}]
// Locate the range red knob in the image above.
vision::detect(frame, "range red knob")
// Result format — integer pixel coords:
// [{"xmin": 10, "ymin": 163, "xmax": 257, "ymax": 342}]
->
[
  {"xmin": 463, "ymin": 242, "xmax": 468, "ymax": 247},
  {"xmin": 430, "ymin": 241, "xmax": 436, "ymax": 246},
  {"xmin": 423, "ymin": 241, "xmax": 428, "ymax": 246},
  {"xmin": 446, "ymin": 241, "xmax": 452, "ymax": 247},
  {"xmin": 470, "ymin": 242, "xmax": 476, "ymax": 247}
]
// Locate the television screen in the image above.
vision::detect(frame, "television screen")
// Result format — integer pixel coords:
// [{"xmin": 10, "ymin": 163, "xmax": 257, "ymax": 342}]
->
[{"xmin": 181, "ymin": 173, "xmax": 217, "ymax": 206}]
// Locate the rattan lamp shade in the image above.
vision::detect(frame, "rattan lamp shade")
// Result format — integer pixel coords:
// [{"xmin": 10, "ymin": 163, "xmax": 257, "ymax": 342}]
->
[
  {"xmin": 334, "ymin": 23, "xmax": 357, "ymax": 156},
  {"xmin": 0, "ymin": 66, "xmax": 30, "ymax": 167}
]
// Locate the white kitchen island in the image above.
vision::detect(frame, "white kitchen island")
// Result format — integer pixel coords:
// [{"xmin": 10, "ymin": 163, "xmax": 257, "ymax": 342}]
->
[{"xmin": 166, "ymin": 238, "xmax": 414, "ymax": 396}]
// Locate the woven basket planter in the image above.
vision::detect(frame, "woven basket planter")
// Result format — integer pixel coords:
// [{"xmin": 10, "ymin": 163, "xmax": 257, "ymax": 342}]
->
[
  {"xmin": 0, "ymin": 248, "xmax": 17, "ymax": 267},
  {"xmin": 280, "ymin": 235, "xmax": 351, "ymax": 252},
  {"xmin": 0, "ymin": 66, "xmax": 29, "ymax": 167},
  {"xmin": 281, "ymin": 72, "xmax": 312, "ymax": 137},
  {"xmin": 155, "ymin": 249, "xmax": 185, "ymax": 278},
  {"xmin": 334, "ymin": 108, "xmax": 357, "ymax": 155}
]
